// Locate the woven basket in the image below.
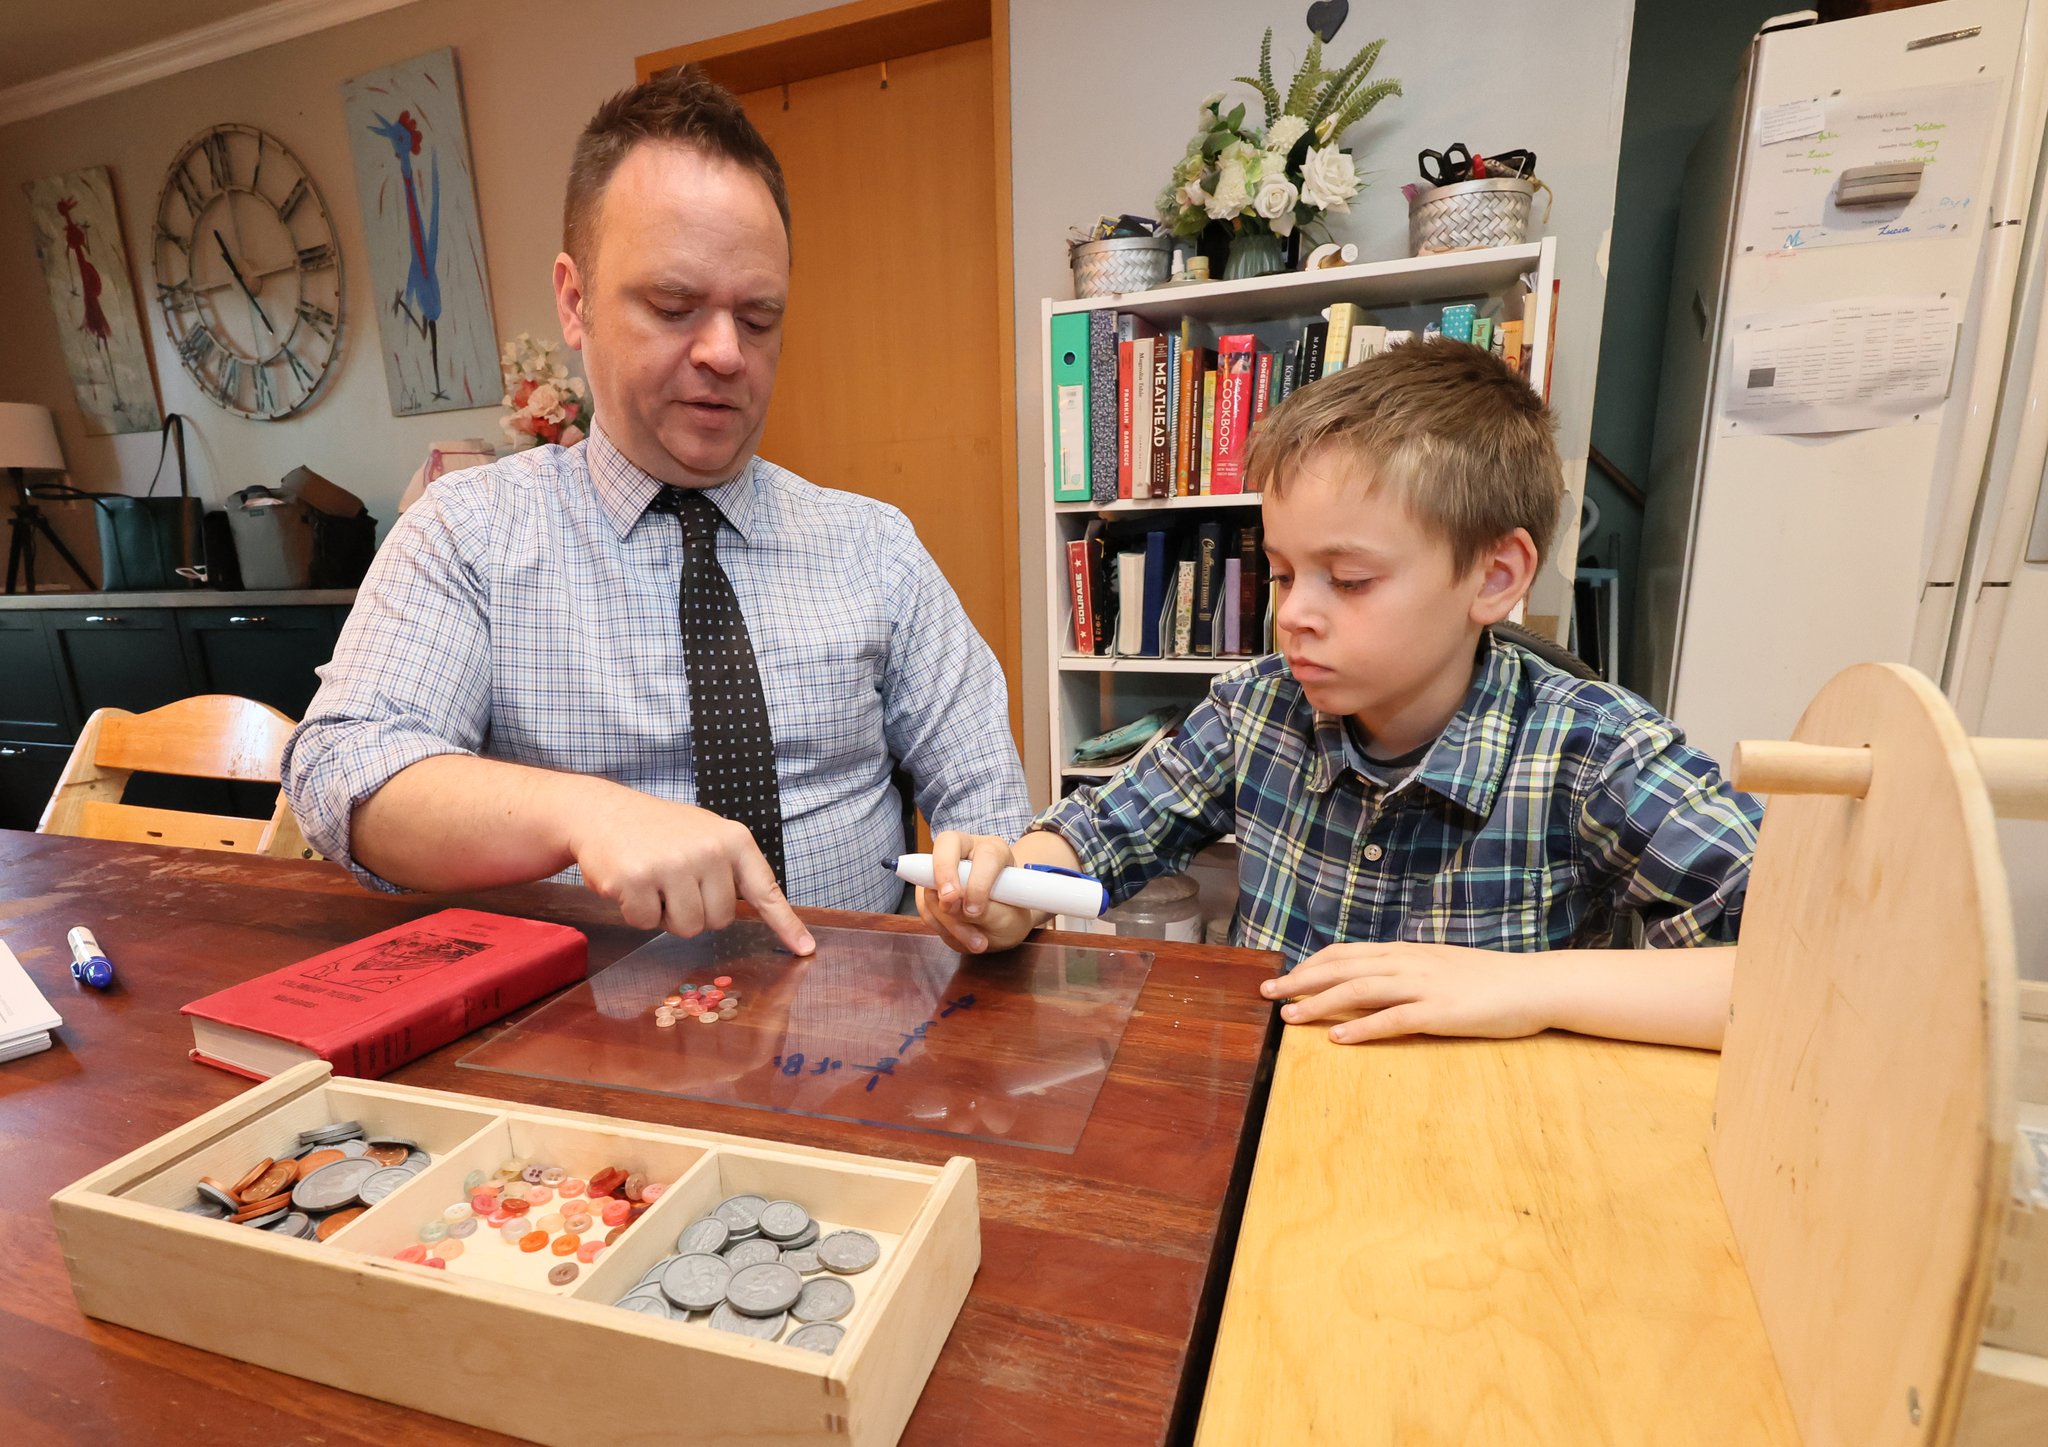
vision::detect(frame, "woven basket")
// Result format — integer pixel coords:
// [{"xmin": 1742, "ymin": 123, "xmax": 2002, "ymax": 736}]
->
[
  {"xmin": 1070, "ymin": 235, "xmax": 1173, "ymax": 297},
  {"xmin": 1408, "ymin": 177, "xmax": 1539, "ymax": 255}
]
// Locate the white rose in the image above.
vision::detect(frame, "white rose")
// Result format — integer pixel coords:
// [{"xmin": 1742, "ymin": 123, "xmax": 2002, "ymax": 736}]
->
[
  {"xmin": 528, "ymin": 382, "xmax": 562, "ymax": 418},
  {"xmin": 1199, "ymin": 91, "xmax": 1226, "ymax": 119},
  {"xmin": 1300, "ymin": 144, "xmax": 1362, "ymax": 212},
  {"xmin": 567, "ymin": 377, "xmax": 588, "ymax": 398},
  {"xmin": 1254, "ymin": 174, "xmax": 1300, "ymax": 237},
  {"xmin": 1205, "ymin": 159, "xmax": 1252, "ymax": 221},
  {"xmin": 1265, "ymin": 115, "xmax": 1310, "ymax": 154},
  {"xmin": 1177, "ymin": 178, "xmax": 1209, "ymax": 211}
]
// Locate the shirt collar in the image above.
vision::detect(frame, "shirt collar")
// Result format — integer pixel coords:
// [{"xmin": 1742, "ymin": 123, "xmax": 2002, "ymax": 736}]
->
[
  {"xmin": 1302, "ymin": 631, "xmax": 1525, "ymax": 817},
  {"xmin": 586, "ymin": 422, "xmax": 760, "ymax": 543}
]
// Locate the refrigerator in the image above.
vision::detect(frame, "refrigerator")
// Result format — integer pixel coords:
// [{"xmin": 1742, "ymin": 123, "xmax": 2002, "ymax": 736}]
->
[{"xmin": 1636, "ymin": 0, "xmax": 2048, "ymax": 979}]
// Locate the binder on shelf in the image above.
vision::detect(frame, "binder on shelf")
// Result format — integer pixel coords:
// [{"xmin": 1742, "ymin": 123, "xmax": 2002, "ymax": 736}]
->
[{"xmin": 1050, "ymin": 311, "xmax": 1092, "ymax": 502}]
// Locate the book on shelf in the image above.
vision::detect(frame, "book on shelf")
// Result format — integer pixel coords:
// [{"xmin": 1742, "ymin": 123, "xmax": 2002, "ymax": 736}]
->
[
  {"xmin": 1191, "ymin": 518, "xmax": 1223, "ymax": 656},
  {"xmin": 1148, "ymin": 334, "xmax": 1172, "ymax": 499},
  {"xmin": 1252, "ymin": 348, "xmax": 1274, "ymax": 428},
  {"xmin": 1348, "ymin": 323, "xmax": 1387, "ymax": 366},
  {"xmin": 1236, "ymin": 521, "xmax": 1265, "ymax": 654},
  {"xmin": 1211, "ymin": 334, "xmax": 1256, "ymax": 494},
  {"xmin": 1163, "ymin": 343, "xmax": 1181, "ymax": 497},
  {"xmin": 1088, "ymin": 310, "xmax": 1119, "ymax": 503},
  {"xmin": 1198, "ymin": 369, "xmax": 1218, "ymax": 495},
  {"xmin": 1050, "ymin": 311, "xmax": 1092, "ymax": 502},
  {"xmin": 1299, "ymin": 320, "xmax": 1330, "ymax": 389},
  {"xmin": 1066, "ymin": 537, "xmax": 1094, "ymax": 654},
  {"xmin": 1171, "ymin": 553, "xmax": 1195, "ymax": 655},
  {"xmin": 1221, "ymin": 555, "xmax": 1242, "ymax": 655},
  {"xmin": 1114, "ymin": 548, "xmax": 1146, "ymax": 654},
  {"xmin": 1130, "ymin": 333, "xmax": 1155, "ymax": 499},
  {"xmin": 1082, "ymin": 518, "xmax": 1112, "ymax": 654},
  {"xmin": 1322, "ymin": 303, "xmax": 1361, "ymax": 379},
  {"xmin": 1139, "ymin": 529, "xmax": 1168, "ymax": 656}
]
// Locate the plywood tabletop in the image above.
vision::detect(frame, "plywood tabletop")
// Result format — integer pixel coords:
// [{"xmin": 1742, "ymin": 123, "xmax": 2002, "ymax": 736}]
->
[{"xmin": 1198, "ymin": 1024, "xmax": 1800, "ymax": 1446}]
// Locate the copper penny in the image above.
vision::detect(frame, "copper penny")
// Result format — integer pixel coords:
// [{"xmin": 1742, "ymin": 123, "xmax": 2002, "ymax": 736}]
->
[
  {"xmin": 240, "ymin": 1161, "xmax": 297, "ymax": 1204},
  {"xmin": 229, "ymin": 1157, "xmax": 275, "ymax": 1197},
  {"xmin": 198, "ymin": 1174, "xmax": 240, "ymax": 1197},
  {"xmin": 316, "ymin": 1207, "xmax": 366, "ymax": 1241},
  {"xmin": 294, "ymin": 1149, "xmax": 345, "ymax": 1180},
  {"xmin": 364, "ymin": 1143, "xmax": 410, "ymax": 1168},
  {"xmin": 230, "ymin": 1191, "xmax": 293, "ymax": 1223}
]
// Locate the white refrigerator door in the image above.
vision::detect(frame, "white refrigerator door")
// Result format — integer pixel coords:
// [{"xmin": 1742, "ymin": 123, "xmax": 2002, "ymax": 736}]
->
[{"xmin": 1664, "ymin": 0, "xmax": 2026, "ymax": 765}]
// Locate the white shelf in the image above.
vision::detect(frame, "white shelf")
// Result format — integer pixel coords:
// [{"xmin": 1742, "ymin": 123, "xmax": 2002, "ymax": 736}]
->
[
  {"xmin": 1059, "ymin": 655, "xmax": 1244, "ymax": 674},
  {"xmin": 1048, "ymin": 243, "xmax": 1544, "ymax": 327},
  {"xmin": 1054, "ymin": 494, "xmax": 1264, "ymax": 515}
]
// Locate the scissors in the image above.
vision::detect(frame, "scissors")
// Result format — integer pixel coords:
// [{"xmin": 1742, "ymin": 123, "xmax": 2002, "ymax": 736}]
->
[{"xmin": 1418, "ymin": 144, "xmax": 1539, "ymax": 186}]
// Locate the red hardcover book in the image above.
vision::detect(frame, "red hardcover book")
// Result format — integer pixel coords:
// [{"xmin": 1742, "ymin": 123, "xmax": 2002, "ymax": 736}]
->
[
  {"xmin": 1116, "ymin": 337, "xmax": 1135, "ymax": 499},
  {"xmin": 1210, "ymin": 333, "xmax": 1257, "ymax": 494},
  {"xmin": 182, "ymin": 909, "xmax": 588, "ymax": 1080},
  {"xmin": 1252, "ymin": 348, "xmax": 1275, "ymax": 426},
  {"xmin": 1148, "ymin": 340, "xmax": 1172, "ymax": 499},
  {"xmin": 1066, "ymin": 538, "xmax": 1095, "ymax": 653}
]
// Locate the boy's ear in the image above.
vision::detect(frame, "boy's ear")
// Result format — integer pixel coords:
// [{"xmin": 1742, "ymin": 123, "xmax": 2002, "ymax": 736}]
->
[{"xmin": 1468, "ymin": 527, "xmax": 1540, "ymax": 626}]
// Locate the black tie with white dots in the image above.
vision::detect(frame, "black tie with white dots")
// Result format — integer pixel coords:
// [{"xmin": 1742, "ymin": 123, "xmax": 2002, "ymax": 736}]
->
[{"xmin": 650, "ymin": 485, "xmax": 786, "ymax": 886}]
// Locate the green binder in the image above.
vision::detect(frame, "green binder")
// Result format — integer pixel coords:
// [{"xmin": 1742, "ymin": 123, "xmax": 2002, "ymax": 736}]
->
[{"xmin": 1049, "ymin": 311, "xmax": 1092, "ymax": 501}]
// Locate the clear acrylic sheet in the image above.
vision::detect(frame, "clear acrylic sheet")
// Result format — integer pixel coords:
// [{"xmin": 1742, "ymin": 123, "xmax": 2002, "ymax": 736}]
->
[{"xmin": 456, "ymin": 923, "xmax": 1153, "ymax": 1153}]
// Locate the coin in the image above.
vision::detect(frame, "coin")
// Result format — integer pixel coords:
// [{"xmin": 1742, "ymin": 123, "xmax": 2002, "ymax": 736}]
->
[
  {"xmin": 786, "ymin": 1322, "xmax": 846, "ymax": 1355},
  {"xmin": 780, "ymin": 1247, "xmax": 822, "ymax": 1275},
  {"xmin": 708, "ymin": 1302, "xmax": 785, "ymax": 1340},
  {"xmin": 676, "ymin": 1217, "xmax": 730, "ymax": 1255},
  {"xmin": 614, "ymin": 1291, "xmax": 674, "ymax": 1319},
  {"xmin": 293, "ymin": 1156, "xmax": 382, "ymax": 1212},
  {"xmin": 230, "ymin": 1191, "xmax": 293, "ymax": 1223},
  {"xmin": 316, "ymin": 1206, "xmax": 366, "ymax": 1240},
  {"xmin": 758, "ymin": 1200, "xmax": 811, "ymax": 1241},
  {"xmin": 265, "ymin": 1211, "xmax": 314, "ymax": 1238},
  {"xmin": 240, "ymin": 1159, "xmax": 299, "ymax": 1204},
  {"xmin": 401, "ymin": 1149, "xmax": 433, "ymax": 1172},
  {"xmin": 713, "ymin": 1195, "xmax": 767, "ymax": 1235},
  {"xmin": 294, "ymin": 1149, "xmax": 346, "ymax": 1179},
  {"xmin": 816, "ymin": 1230, "xmax": 880, "ymax": 1275},
  {"xmin": 726, "ymin": 1262, "xmax": 803, "ymax": 1318},
  {"xmin": 195, "ymin": 1180, "xmax": 241, "ymax": 1212},
  {"xmin": 658, "ymin": 1252, "xmax": 733, "ymax": 1312},
  {"xmin": 723, "ymin": 1238, "xmax": 781, "ymax": 1271},
  {"xmin": 363, "ymin": 1143, "xmax": 410, "ymax": 1168},
  {"xmin": 357, "ymin": 1166, "xmax": 416, "ymax": 1205},
  {"xmin": 236, "ymin": 1207, "xmax": 290, "ymax": 1230},
  {"xmin": 180, "ymin": 1199, "xmax": 229, "ymax": 1219},
  {"xmin": 781, "ymin": 1220, "xmax": 820, "ymax": 1250},
  {"xmin": 298, "ymin": 1120, "xmax": 363, "ymax": 1145},
  {"xmin": 791, "ymin": 1275, "xmax": 855, "ymax": 1323},
  {"xmin": 336, "ymin": 1139, "xmax": 372, "ymax": 1159},
  {"xmin": 548, "ymin": 1262, "xmax": 579, "ymax": 1286},
  {"xmin": 639, "ymin": 1255, "xmax": 677, "ymax": 1289},
  {"xmin": 229, "ymin": 1157, "xmax": 275, "ymax": 1197}
]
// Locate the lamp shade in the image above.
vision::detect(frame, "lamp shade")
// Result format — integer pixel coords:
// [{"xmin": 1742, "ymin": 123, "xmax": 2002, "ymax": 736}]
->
[{"xmin": 0, "ymin": 403, "xmax": 65, "ymax": 472}]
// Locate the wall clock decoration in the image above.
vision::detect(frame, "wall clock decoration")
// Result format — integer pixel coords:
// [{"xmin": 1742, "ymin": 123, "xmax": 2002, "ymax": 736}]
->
[{"xmin": 152, "ymin": 124, "xmax": 344, "ymax": 420}]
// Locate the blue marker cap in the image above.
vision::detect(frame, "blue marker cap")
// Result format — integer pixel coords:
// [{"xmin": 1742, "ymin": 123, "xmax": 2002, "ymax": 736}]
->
[{"xmin": 67, "ymin": 926, "xmax": 115, "ymax": 990}]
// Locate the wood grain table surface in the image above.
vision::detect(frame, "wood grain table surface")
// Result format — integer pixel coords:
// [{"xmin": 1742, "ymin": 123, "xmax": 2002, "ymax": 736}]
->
[
  {"xmin": 1197, "ymin": 1024, "xmax": 1800, "ymax": 1446},
  {"xmin": 0, "ymin": 831, "xmax": 1279, "ymax": 1446}
]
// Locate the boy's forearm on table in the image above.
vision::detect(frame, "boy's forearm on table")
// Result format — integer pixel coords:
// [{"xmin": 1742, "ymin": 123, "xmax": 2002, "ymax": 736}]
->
[{"xmin": 1537, "ymin": 947, "xmax": 1734, "ymax": 1051}]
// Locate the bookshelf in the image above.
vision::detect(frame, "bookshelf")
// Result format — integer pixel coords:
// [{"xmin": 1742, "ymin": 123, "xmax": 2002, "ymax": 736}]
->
[{"xmin": 1036, "ymin": 238, "xmax": 1563, "ymax": 799}]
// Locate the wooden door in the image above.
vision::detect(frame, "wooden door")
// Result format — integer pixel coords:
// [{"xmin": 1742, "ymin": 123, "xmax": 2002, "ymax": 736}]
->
[{"xmin": 734, "ymin": 43, "xmax": 1017, "ymax": 733}]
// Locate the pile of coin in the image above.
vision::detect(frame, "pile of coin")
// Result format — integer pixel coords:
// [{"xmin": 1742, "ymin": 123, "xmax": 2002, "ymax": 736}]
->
[
  {"xmin": 654, "ymin": 974, "xmax": 745, "ymax": 1027},
  {"xmin": 611, "ymin": 1193, "xmax": 880, "ymax": 1355},
  {"xmin": 179, "ymin": 1119, "xmax": 432, "ymax": 1243},
  {"xmin": 391, "ymin": 1159, "xmax": 668, "ymax": 1282}
]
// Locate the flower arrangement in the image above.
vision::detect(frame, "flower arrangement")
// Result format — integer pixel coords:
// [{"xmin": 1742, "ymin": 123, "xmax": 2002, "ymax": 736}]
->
[
  {"xmin": 1157, "ymin": 26, "xmax": 1400, "ymax": 268},
  {"xmin": 499, "ymin": 332, "xmax": 589, "ymax": 449}
]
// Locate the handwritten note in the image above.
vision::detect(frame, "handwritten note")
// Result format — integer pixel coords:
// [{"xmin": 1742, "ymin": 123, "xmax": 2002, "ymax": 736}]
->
[
  {"xmin": 1759, "ymin": 97, "xmax": 1826, "ymax": 147},
  {"xmin": 1721, "ymin": 297, "xmax": 1958, "ymax": 435},
  {"xmin": 1740, "ymin": 82, "xmax": 1995, "ymax": 254}
]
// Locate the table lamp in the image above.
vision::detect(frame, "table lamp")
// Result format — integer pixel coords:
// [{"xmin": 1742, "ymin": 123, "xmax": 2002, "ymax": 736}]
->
[{"xmin": 0, "ymin": 402, "xmax": 93, "ymax": 593}]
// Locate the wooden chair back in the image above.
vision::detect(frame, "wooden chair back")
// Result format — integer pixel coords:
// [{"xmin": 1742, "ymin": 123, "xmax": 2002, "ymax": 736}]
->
[{"xmin": 38, "ymin": 695, "xmax": 315, "ymax": 859}]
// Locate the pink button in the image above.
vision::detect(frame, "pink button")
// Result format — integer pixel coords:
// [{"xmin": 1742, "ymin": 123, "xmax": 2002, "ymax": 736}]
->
[
  {"xmin": 576, "ymin": 1239, "xmax": 605, "ymax": 1264},
  {"xmin": 601, "ymin": 1198, "xmax": 630, "ymax": 1227},
  {"xmin": 559, "ymin": 1178, "xmax": 587, "ymax": 1198},
  {"xmin": 528, "ymin": 1186, "xmax": 553, "ymax": 1207},
  {"xmin": 641, "ymin": 1182, "xmax": 666, "ymax": 1202},
  {"xmin": 423, "ymin": 1255, "xmax": 448, "ymax": 1269},
  {"xmin": 395, "ymin": 1244, "xmax": 429, "ymax": 1264}
]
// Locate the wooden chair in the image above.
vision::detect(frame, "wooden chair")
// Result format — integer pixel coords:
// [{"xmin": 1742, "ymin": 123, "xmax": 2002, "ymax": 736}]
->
[{"xmin": 37, "ymin": 695, "xmax": 314, "ymax": 859}]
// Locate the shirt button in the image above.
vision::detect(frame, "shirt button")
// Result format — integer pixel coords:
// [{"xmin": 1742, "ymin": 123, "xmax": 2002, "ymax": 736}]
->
[{"xmin": 1362, "ymin": 843, "xmax": 1385, "ymax": 862}]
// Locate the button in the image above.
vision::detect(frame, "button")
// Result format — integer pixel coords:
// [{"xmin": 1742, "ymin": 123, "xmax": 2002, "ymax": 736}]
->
[
  {"xmin": 436, "ymin": 1237, "xmax": 466, "ymax": 1261},
  {"xmin": 1362, "ymin": 843, "xmax": 1385, "ymax": 862}
]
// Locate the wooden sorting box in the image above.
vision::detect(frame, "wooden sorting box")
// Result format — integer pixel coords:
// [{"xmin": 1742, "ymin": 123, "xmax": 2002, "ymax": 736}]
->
[{"xmin": 50, "ymin": 1061, "xmax": 980, "ymax": 1446}]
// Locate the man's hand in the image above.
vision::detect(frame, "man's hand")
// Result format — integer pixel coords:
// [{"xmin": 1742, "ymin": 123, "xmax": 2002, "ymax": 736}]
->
[
  {"xmin": 568, "ymin": 788, "xmax": 814, "ymax": 956},
  {"xmin": 1261, "ymin": 941, "xmax": 1558, "ymax": 1044},
  {"xmin": 913, "ymin": 830, "xmax": 1042, "ymax": 954}
]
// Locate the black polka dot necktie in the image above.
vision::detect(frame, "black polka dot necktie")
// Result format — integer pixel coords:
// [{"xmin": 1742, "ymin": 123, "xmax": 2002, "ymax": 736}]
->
[{"xmin": 651, "ymin": 486, "xmax": 786, "ymax": 886}]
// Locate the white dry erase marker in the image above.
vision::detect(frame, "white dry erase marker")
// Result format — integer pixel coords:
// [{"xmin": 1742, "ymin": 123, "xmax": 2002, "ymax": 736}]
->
[{"xmin": 888, "ymin": 854, "xmax": 1108, "ymax": 919}]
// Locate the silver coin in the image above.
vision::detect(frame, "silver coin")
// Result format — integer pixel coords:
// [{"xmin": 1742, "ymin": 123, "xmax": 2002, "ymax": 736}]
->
[
  {"xmin": 298, "ymin": 1120, "xmax": 364, "ymax": 1144},
  {"xmin": 400, "ymin": 1149, "xmax": 432, "ymax": 1172},
  {"xmin": 758, "ymin": 1200, "xmax": 811, "ymax": 1241},
  {"xmin": 722, "ymin": 1238, "xmax": 782, "ymax": 1271},
  {"xmin": 781, "ymin": 1220, "xmax": 820, "ymax": 1250},
  {"xmin": 265, "ymin": 1211, "xmax": 314, "ymax": 1238},
  {"xmin": 675, "ymin": 1217, "xmax": 730, "ymax": 1255},
  {"xmin": 236, "ymin": 1207, "xmax": 290, "ymax": 1230},
  {"xmin": 816, "ymin": 1230, "xmax": 881, "ymax": 1275},
  {"xmin": 293, "ymin": 1156, "xmax": 382, "ymax": 1212},
  {"xmin": 335, "ymin": 1138, "xmax": 372, "ymax": 1159},
  {"xmin": 790, "ymin": 1275, "xmax": 856, "ymax": 1323},
  {"xmin": 639, "ymin": 1254, "xmax": 678, "ymax": 1289},
  {"xmin": 614, "ymin": 1291, "xmax": 674, "ymax": 1318},
  {"xmin": 786, "ymin": 1322, "xmax": 845, "ymax": 1355},
  {"xmin": 658, "ymin": 1252, "xmax": 733, "ymax": 1312},
  {"xmin": 708, "ymin": 1302, "xmax": 785, "ymax": 1340},
  {"xmin": 196, "ymin": 1181, "xmax": 241, "ymax": 1212},
  {"xmin": 712, "ymin": 1194, "xmax": 767, "ymax": 1235},
  {"xmin": 780, "ymin": 1246, "xmax": 822, "ymax": 1275},
  {"xmin": 726, "ymin": 1262, "xmax": 803, "ymax": 1317},
  {"xmin": 180, "ymin": 1199, "xmax": 229, "ymax": 1219},
  {"xmin": 356, "ymin": 1166, "xmax": 416, "ymax": 1205}
]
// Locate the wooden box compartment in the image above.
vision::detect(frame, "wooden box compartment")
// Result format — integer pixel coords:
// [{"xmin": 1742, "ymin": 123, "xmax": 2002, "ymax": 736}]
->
[{"xmin": 51, "ymin": 1062, "xmax": 980, "ymax": 1447}]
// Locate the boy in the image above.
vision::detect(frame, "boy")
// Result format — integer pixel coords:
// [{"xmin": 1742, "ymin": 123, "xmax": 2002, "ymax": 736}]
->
[{"xmin": 921, "ymin": 339, "xmax": 1760, "ymax": 1050}]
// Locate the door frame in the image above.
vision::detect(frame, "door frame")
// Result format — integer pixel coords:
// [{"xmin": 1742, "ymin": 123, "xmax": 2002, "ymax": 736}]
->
[{"xmin": 636, "ymin": 0, "xmax": 1023, "ymax": 741}]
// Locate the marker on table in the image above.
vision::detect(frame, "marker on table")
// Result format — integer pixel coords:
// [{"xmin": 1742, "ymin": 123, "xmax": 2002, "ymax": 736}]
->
[
  {"xmin": 67, "ymin": 926, "xmax": 116, "ymax": 989},
  {"xmin": 888, "ymin": 854, "xmax": 1109, "ymax": 919}
]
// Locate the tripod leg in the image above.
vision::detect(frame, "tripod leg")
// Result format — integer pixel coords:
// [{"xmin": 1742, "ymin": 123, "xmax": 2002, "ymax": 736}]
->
[{"xmin": 4, "ymin": 513, "xmax": 25, "ymax": 594}]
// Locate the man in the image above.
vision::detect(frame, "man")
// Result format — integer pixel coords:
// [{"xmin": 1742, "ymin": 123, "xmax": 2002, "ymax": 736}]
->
[{"xmin": 283, "ymin": 67, "xmax": 1029, "ymax": 955}]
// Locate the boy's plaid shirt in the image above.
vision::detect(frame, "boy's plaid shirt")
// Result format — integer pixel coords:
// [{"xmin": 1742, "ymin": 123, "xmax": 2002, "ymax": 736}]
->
[{"xmin": 1034, "ymin": 633, "xmax": 1761, "ymax": 968}]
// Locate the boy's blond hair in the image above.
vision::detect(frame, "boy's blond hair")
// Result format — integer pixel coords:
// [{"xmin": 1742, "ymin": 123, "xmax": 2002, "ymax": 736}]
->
[{"xmin": 1246, "ymin": 338, "xmax": 1565, "ymax": 572}]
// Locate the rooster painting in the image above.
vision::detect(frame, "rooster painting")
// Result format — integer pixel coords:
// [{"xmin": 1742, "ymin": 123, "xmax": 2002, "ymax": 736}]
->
[
  {"xmin": 22, "ymin": 165, "xmax": 159, "ymax": 434},
  {"xmin": 368, "ymin": 108, "xmax": 447, "ymax": 402}
]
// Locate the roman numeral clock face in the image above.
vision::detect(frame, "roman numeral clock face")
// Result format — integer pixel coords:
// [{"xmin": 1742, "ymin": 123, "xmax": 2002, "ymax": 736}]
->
[{"xmin": 153, "ymin": 123, "xmax": 344, "ymax": 420}]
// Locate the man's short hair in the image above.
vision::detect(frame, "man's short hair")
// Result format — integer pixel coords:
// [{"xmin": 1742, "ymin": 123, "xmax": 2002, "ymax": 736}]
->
[
  {"xmin": 1246, "ymin": 338, "xmax": 1564, "ymax": 572},
  {"xmin": 563, "ymin": 64, "xmax": 791, "ymax": 276}
]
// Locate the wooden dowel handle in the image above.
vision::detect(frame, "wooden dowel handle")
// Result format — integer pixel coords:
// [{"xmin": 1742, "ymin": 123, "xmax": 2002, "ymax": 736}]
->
[
  {"xmin": 1974, "ymin": 738, "xmax": 2048, "ymax": 821},
  {"xmin": 1731, "ymin": 741, "xmax": 1874, "ymax": 797}
]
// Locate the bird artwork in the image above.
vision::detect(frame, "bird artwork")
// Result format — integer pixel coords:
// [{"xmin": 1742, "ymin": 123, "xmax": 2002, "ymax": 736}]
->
[
  {"xmin": 340, "ymin": 47, "xmax": 500, "ymax": 418},
  {"xmin": 57, "ymin": 196, "xmax": 121, "ymax": 411},
  {"xmin": 22, "ymin": 165, "xmax": 159, "ymax": 435},
  {"xmin": 369, "ymin": 108, "xmax": 447, "ymax": 403}
]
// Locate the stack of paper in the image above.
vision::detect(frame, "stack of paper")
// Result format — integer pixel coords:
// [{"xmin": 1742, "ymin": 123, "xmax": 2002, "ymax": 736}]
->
[{"xmin": 0, "ymin": 939, "xmax": 61, "ymax": 1062}]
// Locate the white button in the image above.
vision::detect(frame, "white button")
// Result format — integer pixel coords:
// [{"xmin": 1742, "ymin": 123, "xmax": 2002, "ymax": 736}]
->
[{"xmin": 1362, "ymin": 844, "xmax": 1385, "ymax": 862}]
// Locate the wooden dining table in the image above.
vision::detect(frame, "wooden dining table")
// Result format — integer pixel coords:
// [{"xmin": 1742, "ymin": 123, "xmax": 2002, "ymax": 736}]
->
[{"xmin": 0, "ymin": 831, "xmax": 1280, "ymax": 1446}]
